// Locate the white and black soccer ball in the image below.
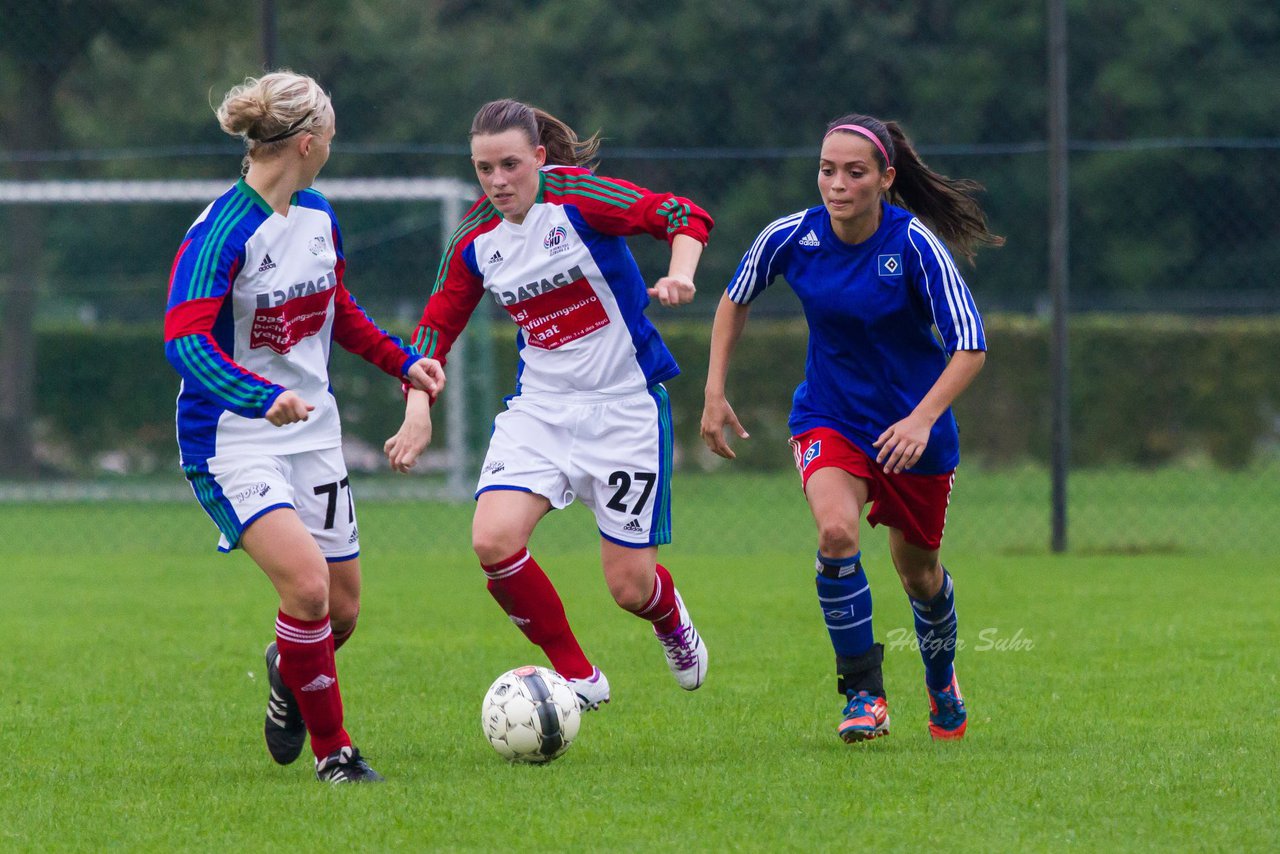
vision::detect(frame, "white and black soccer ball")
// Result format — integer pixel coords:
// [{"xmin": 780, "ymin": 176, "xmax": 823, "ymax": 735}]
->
[{"xmin": 481, "ymin": 665, "xmax": 581, "ymax": 764}]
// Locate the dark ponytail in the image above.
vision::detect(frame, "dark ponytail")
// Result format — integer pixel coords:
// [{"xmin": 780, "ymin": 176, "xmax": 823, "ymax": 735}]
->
[
  {"xmin": 825, "ymin": 114, "xmax": 1004, "ymax": 263},
  {"xmin": 471, "ymin": 99, "xmax": 601, "ymax": 170}
]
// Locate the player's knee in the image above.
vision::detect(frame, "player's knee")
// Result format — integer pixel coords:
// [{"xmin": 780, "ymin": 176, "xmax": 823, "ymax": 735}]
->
[
  {"xmin": 602, "ymin": 556, "xmax": 654, "ymax": 610},
  {"xmin": 329, "ymin": 597, "xmax": 360, "ymax": 633},
  {"xmin": 472, "ymin": 529, "xmax": 524, "ymax": 566},
  {"xmin": 815, "ymin": 519, "xmax": 859, "ymax": 557},
  {"xmin": 284, "ymin": 592, "xmax": 329, "ymax": 622},
  {"xmin": 896, "ymin": 559, "xmax": 942, "ymax": 599},
  {"xmin": 606, "ymin": 574, "xmax": 650, "ymax": 611},
  {"xmin": 279, "ymin": 568, "xmax": 330, "ymax": 621}
]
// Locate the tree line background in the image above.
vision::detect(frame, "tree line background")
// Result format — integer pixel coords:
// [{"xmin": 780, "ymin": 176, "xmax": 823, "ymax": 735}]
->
[{"xmin": 1, "ymin": 0, "xmax": 1278, "ymax": 482}]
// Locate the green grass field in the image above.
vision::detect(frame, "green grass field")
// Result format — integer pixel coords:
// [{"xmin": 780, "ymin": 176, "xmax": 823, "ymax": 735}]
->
[{"xmin": 2, "ymin": 470, "xmax": 1277, "ymax": 851}]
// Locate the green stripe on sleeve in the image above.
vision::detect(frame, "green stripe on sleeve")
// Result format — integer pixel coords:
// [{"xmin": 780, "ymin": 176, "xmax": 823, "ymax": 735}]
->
[
  {"xmin": 176, "ymin": 336, "xmax": 267, "ymax": 410},
  {"xmin": 191, "ymin": 194, "xmax": 250, "ymax": 300},
  {"xmin": 544, "ymin": 172, "xmax": 642, "ymax": 207},
  {"xmin": 428, "ymin": 202, "xmax": 499, "ymax": 298}
]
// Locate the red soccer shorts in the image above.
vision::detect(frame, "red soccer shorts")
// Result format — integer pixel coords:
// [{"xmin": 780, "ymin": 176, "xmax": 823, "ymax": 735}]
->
[{"xmin": 789, "ymin": 426, "xmax": 955, "ymax": 551}]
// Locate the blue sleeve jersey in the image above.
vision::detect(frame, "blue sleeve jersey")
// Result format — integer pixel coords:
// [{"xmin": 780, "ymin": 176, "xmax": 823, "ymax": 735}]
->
[
  {"xmin": 726, "ymin": 202, "xmax": 985, "ymax": 474},
  {"xmin": 164, "ymin": 181, "xmax": 418, "ymax": 466}
]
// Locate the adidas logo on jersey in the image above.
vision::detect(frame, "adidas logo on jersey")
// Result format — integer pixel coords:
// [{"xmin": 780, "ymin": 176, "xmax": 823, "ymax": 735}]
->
[
  {"xmin": 622, "ymin": 518, "xmax": 644, "ymax": 533},
  {"xmin": 798, "ymin": 230, "xmax": 820, "ymax": 247},
  {"xmin": 257, "ymin": 253, "xmax": 277, "ymax": 272},
  {"xmin": 488, "ymin": 250, "xmax": 504, "ymax": 264}
]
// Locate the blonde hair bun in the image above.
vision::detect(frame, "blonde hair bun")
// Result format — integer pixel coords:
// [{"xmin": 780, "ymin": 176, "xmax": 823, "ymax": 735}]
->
[{"xmin": 216, "ymin": 71, "xmax": 330, "ymax": 147}]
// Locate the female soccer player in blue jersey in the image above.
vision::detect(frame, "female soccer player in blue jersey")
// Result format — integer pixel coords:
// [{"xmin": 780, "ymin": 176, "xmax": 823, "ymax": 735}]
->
[
  {"xmin": 164, "ymin": 72, "xmax": 443, "ymax": 782},
  {"xmin": 385, "ymin": 99, "xmax": 712, "ymax": 710},
  {"xmin": 701, "ymin": 114, "xmax": 1002, "ymax": 743}
]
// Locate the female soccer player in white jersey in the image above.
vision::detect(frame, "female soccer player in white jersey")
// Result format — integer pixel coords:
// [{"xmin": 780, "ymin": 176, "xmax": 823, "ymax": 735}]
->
[
  {"xmin": 701, "ymin": 113, "xmax": 1002, "ymax": 743},
  {"xmin": 164, "ymin": 72, "xmax": 443, "ymax": 783},
  {"xmin": 385, "ymin": 99, "xmax": 712, "ymax": 710}
]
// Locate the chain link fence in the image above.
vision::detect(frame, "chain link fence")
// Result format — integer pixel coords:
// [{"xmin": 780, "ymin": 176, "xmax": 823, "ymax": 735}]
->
[{"xmin": 2, "ymin": 1, "xmax": 1277, "ymax": 555}]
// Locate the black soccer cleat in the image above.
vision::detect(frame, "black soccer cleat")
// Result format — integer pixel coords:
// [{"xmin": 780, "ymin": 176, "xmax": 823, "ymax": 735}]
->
[
  {"xmin": 315, "ymin": 746, "xmax": 385, "ymax": 784},
  {"xmin": 263, "ymin": 641, "xmax": 306, "ymax": 765}
]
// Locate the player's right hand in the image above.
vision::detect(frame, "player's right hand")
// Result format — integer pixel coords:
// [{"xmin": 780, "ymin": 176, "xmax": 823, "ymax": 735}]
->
[
  {"xmin": 700, "ymin": 397, "xmax": 749, "ymax": 460},
  {"xmin": 405, "ymin": 357, "xmax": 446, "ymax": 396},
  {"xmin": 265, "ymin": 390, "xmax": 314, "ymax": 426},
  {"xmin": 648, "ymin": 274, "xmax": 696, "ymax": 307}
]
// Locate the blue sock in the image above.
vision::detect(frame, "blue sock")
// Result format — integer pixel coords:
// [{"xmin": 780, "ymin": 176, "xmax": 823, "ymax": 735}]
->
[
  {"xmin": 910, "ymin": 568, "xmax": 958, "ymax": 691},
  {"xmin": 815, "ymin": 551, "xmax": 874, "ymax": 660}
]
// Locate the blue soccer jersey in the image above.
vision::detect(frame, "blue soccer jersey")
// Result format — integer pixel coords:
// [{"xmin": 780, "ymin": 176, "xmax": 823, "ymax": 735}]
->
[{"xmin": 726, "ymin": 202, "xmax": 985, "ymax": 474}]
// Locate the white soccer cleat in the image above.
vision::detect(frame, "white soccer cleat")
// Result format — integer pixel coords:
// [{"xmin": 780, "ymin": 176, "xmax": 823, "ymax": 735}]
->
[
  {"xmin": 566, "ymin": 666, "xmax": 611, "ymax": 712},
  {"xmin": 655, "ymin": 590, "xmax": 708, "ymax": 690}
]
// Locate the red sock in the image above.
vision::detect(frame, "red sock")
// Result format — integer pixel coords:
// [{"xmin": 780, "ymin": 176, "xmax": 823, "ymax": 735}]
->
[
  {"xmin": 275, "ymin": 611, "xmax": 351, "ymax": 760},
  {"xmin": 483, "ymin": 548, "xmax": 593, "ymax": 679},
  {"xmin": 631, "ymin": 563, "xmax": 681, "ymax": 634}
]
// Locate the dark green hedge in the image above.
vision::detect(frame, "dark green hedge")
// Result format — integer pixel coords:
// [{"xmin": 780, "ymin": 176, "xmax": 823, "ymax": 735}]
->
[
  {"xmin": 662, "ymin": 314, "xmax": 1280, "ymax": 471},
  {"xmin": 36, "ymin": 315, "xmax": 1280, "ymax": 473}
]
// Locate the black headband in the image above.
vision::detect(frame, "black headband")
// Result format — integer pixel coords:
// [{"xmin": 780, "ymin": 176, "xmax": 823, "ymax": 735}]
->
[{"xmin": 257, "ymin": 115, "xmax": 310, "ymax": 144}]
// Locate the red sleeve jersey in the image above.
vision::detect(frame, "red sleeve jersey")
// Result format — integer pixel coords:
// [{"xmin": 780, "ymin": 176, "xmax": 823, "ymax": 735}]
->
[{"xmin": 411, "ymin": 166, "xmax": 712, "ymax": 401}]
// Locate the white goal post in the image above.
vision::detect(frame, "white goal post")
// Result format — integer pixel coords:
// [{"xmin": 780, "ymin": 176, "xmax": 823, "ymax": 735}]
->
[
  {"xmin": 0, "ymin": 177, "xmax": 479, "ymax": 500},
  {"xmin": 0, "ymin": 177, "xmax": 471, "ymax": 205}
]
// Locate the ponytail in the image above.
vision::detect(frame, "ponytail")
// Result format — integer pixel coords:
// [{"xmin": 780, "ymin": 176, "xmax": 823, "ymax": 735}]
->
[
  {"xmin": 532, "ymin": 108, "xmax": 601, "ymax": 170},
  {"xmin": 471, "ymin": 99, "xmax": 601, "ymax": 170},
  {"xmin": 825, "ymin": 114, "xmax": 1004, "ymax": 263}
]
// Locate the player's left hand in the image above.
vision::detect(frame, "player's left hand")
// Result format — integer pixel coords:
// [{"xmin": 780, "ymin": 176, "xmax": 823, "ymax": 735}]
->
[
  {"xmin": 873, "ymin": 413, "xmax": 933, "ymax": 474},
  {"xmin": 384, "ymin": 413, "xmax": 432, "ymax": 473},
  {"xmin": 405, "ymin": 357, "xmax": 446, "ymax": 396},
  {"xmin": 648, "ymin": 274, "xmax": 696, "ymax": 307}
]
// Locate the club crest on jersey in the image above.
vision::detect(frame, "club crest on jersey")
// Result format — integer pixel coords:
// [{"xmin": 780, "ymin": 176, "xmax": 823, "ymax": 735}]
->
[
  {"xmin": 309, "ymin": 235, "xmax": 328, "ymax": 255},
  {"xmin": 543, "ymin": 225, "xmax": 570, "ymax": 256},
  {"xmin": 802, "ymin": 440, "xmax": 822, "ymax": 469},
  {"xmin": 878, "ymin": 254, "xmax": 903, "ymax": 277}
]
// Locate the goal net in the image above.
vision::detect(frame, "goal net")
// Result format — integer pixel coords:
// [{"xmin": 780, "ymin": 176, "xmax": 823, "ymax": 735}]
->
[{"xmin": 0, "ymin": 177, "xmax": 483, "ymax": 502}]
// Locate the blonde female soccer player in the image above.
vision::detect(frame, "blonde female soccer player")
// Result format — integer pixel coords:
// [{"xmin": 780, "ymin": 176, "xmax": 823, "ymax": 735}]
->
[{"xmin": 164, "ymin": 71, "xmax": 443, "ymax": 782}]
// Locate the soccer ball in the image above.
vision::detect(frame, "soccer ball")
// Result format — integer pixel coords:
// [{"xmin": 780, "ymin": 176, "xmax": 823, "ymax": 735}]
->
[{"xmin": 481, "ymin": 665, "xmax": 581, "ymax": 764}]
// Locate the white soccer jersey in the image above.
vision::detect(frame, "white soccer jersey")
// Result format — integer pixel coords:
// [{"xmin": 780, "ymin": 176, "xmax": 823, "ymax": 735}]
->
[
  {"xmin": 165, "ymin": 180, "xmax": 418, "ymax": 466},
  {"xmin": 411, "ymin": 166, "xmax": 714, "ymax": 403},
  {"xmin": 474, "ymin": 202, "xmax": 657, "ymax": 399}
]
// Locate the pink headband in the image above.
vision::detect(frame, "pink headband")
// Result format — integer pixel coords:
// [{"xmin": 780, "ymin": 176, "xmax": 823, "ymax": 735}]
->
[{"xmin": 824, "ymin": 124, "xmax": 890, "ymax": 166}]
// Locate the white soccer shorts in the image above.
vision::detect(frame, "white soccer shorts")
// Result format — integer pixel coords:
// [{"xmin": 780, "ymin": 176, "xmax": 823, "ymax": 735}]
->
[
  {"xmin": 185, "ymin": 446, "xmax": 360, "ymax": 560},
  {"xmin": 476, "ymin": 387, "xmax": 674, "ymax": 547}
]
